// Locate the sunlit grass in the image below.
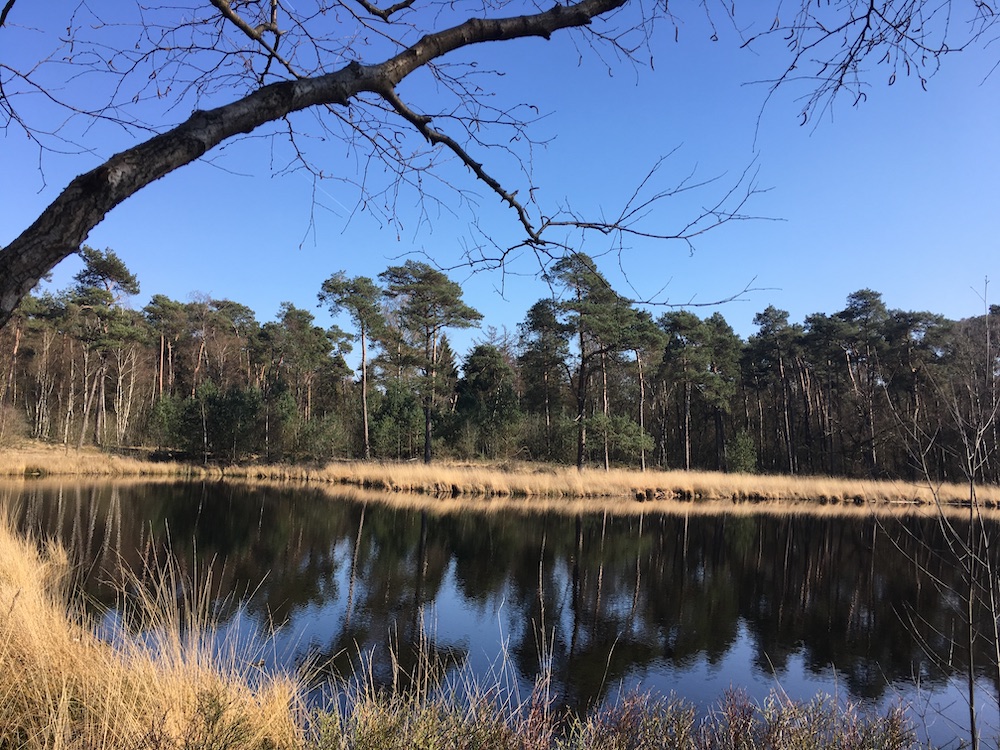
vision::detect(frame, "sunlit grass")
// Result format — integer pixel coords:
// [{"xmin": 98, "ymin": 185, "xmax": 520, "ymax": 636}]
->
[
  {"xmin": 236, "ymin": 459, "xmax": 996, "ymax": 508},
  {"xmin": 2, "ymin": 440, "xmax": 996, "ymax": 508},
  {"xmin": 309, "ymin": 626, "xmax": 917, "ymax": 750},
  {"xmin": 0, "ymin": 441, "xmax": 197, "ymax": 478},
  {"xmin": 314, "ymin": 675, "xmax": 916, "ymax": 750},
  {"xmin": 0, "ymin": 518, "xmax": 304, "ymax": 749}
]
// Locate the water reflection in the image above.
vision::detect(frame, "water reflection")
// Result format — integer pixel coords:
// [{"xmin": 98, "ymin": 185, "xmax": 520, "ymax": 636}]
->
[{"xmin": 1, "ymin": 480, "xmax": 996, "ymax": 738}]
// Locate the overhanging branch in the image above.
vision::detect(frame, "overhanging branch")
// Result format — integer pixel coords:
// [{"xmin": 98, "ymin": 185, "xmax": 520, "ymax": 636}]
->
[{"xmin": 0, "ymin": 0, "xmax": 628, "ymax": 328}]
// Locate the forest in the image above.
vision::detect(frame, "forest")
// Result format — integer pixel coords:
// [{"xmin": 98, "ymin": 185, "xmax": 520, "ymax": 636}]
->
[{"xmin": 0, "ymin": 246, "xmax": 996, "ymax": 485}]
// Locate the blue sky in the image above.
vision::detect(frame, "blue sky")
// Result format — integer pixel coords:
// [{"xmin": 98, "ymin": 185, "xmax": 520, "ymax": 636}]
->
[{"xmin": 2, "ymin": 3, "xmax": 998, "ymax": 355}]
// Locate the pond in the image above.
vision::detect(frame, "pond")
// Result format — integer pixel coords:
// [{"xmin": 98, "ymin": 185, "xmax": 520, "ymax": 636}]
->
[{"xmin": 2, "ymin": 479, "xmax": 998, "ymax": 747}]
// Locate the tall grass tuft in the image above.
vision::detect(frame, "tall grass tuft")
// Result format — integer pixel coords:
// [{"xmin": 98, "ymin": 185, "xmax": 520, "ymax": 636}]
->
[{"xmin": 0, "ymin": 519, "xmax": 304, "ymax": 749}]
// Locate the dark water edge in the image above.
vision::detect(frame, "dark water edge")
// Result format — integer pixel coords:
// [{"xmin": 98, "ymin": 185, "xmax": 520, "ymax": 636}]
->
[{"xmin": 1, "ymin": 478, "xmax": 998, "ymax": 748}]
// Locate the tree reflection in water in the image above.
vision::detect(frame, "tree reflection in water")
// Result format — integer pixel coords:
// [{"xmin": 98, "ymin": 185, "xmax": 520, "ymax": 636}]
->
[{"xmin": 2, "ymin": 480, "xmax": 996, "ymax": 741}]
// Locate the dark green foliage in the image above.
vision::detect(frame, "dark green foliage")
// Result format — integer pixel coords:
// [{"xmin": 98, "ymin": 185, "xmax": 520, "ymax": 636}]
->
[
  {"xmin": 549, "ymin": 252, "xmax": 647, "ymax": 469},
  {"xmin": 319, "ymin": 272, "xmax": 385, "ymax": 459},
  {"xmin": 175, "ymin": 383, "xmax": 263, "ymax": 462},
  {"xmin": 455, "ymin": 344, "xmax": 520, "ymax": 459},
  {"xmin": 149, "ymin": 394, "xmax": 185, "ymax": 449},
  {"xmin": 371, "ymin": 380, "xmax": 424, "ymax": 460},
  {"xmin": 728, "ymin": 430, "xmax": 757, "ymax": 474},
  {"xmin": 75, "ymin": 246, "xmax": 140, "ymax": 299},
  {"xmin": 207, "ymin": 386, "xmax": 264, "ymax": 463},
  {"xmin": 587, "ymin": 413, "xmax": 651, "ymax": 466},
  {"xmin": 518, "ymin": 299, "xmax": 572, "ymax": 461},
  {"xmin": 379, "ymin": 260, "xmax": 483, "ymax": 464}
]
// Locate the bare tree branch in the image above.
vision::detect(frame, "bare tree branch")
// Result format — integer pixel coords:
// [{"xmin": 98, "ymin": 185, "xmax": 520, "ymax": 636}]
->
[
  {"xmin": 0, "ymin": 0, "xmax": 629, "ymax": 327},
  {"xmin": 1, "ymin": 0, "xmax": 996, "ymax": 331},
  {"xmin": 352, "ymin": 0, "xmax": 419, "ymax": 23},
  {"xmin": 746, "ymin": 0, "xmax": 997, "ymax": 124},
  {"xmin": 208, "ymin": 0, "xmax": 293, "ymax": 80},
  {"xmin": 0, "ymin": 0, "xmax": 15, "ymax": 29},
  {"xmin": 378, "ymin": 85, "xmax": 540, "ymax": 242}
]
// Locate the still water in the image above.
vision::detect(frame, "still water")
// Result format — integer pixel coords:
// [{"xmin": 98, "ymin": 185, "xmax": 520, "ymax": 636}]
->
[{"xmin": 2, "ymin": 479, "xmax": 998, "ymax": 747}]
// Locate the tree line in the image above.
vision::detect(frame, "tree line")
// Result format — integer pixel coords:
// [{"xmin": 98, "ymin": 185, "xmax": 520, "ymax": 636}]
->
[{"xmin": 0, "ymin": 247, "xmax": 995, "ymax": 483}]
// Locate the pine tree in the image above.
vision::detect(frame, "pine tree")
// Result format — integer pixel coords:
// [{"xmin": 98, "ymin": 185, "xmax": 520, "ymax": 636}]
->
[
  {"xmin": 379, "ymin": 261, "xmax": 482, "ymax": 463},
  {"xmin": 319, "ymin": 272, "xmax": 384, "ymax": 459}
]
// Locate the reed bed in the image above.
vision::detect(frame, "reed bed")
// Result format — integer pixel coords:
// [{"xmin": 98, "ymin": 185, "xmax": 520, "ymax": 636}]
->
[
  {"xmin": 0, "ymin": 519, "xmax": 304, "ymax": 750},
  {"xmin": 310, "ymin": 613, "xmax": 918, "ymax": 749},
  {"xmin": 296, "ymin": 481, "xmax": 1000, "ymax": 521},
  {"xmin": 2, "ymin": 441, "xmax": 997, "ymax": 507},
  {"xmin": 236, "ymin": 459, "xmax": 997, "ymax": 508},
  {"xmin": 311, "ymin": 688, "xmax": 917, "ymax": 749},
  {"xmin": 0, "ymin": 441, "xmax": 199, "ymax": 478}
]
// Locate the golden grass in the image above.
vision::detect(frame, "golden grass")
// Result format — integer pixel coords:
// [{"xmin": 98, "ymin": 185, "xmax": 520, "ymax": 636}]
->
[
  {"xmin": 0, "ymin": 517, "xmax": 304, "ymax": 749},
  {"xmin": 211, "ymin": 476, "xmax": 1000, "ymax": 523},
  {"xmin": 0, "ymin": 441, "xmax": 199, "ymax": 478},
  {"xmin": 233, "ymin": 459, "xmax": 1000, "ymax": 508},
  {"xmin": 2, "ymin": 440, "xmax": 997, "ymax": 508}
]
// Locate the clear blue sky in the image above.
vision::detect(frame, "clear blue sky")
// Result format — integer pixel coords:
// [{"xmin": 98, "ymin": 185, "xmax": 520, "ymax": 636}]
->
[{"xmin": 2, "ymin": 4, "xmax": 998, "ymax": 356}]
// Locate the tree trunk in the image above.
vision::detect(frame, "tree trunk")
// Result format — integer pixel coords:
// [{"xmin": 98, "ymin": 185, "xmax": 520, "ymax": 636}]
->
[
  {"xmin": 601, "ymin": 349, "xmax": 610, "ymax": 471},
  {"xmin": 158, "ymin": 334, "xmax": 165, "ymax": 400},
  {"xmin": 361, "ymin": 328, "xmax": 371, "ymax": 460},
  {"xmin": 636, "ymin": 350, "xmax": 647, "ymax": 472},
  {"xmin": 77, "ymin": 354, "xmax": 100, "ymax": 450},
  {"xmin": 575, "ymin": 344, "xmax": 588, "ymax": 471},
  {"xmin": 424, "ymin": 404, "xmax": 433, "ymax": 464},
  {"xmin": 62, "ymin": 341, "xmax": 76, "ymax": 448},
  {"xmin": 777, "ymin": 351, "xmax": 795, "ymax": 474},
  {"xmin": 1, "ymin": 320, "xmax": 20, "ymax": 406},
  {"xmin": 683, "ymin": 380, "xmax": 692, "ymax": 471},
  {"xmin": 543, "ymin": 368, "xmax": 553, "ymax": 457},
  {"xmin": 714, "ymin": 406, "xmax": 725, "ymax": 471},
  {"xmin": 96, "ymin": 362, "xmax": 108, "ymax": 446},
  {"xmin": 423, "ymin": 329, "xmax": 437, "ymax": 465}
]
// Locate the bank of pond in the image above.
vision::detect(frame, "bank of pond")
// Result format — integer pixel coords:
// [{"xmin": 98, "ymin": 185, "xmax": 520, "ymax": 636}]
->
[
  {"xmin": 2, "ymin": 444, "xmax": 997, "ymax": 509},
  {"xmin": 2, "ymin": 478, "xmax": 999, "ymax": 748}
]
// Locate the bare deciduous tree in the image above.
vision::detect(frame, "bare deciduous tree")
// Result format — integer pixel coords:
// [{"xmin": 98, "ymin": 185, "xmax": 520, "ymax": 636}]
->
[{"xmin": 0, "ymin": 0, "xmax": 994, "ymax": 327}]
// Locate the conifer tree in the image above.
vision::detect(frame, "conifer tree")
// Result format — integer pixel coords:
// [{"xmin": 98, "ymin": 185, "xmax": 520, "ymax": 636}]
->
[
  {"xmin": 319, "ymin": 272, "xmax": 384, "ymax": 459},
  {"xmin": 379, "ymin": 261, "xmax": 482, "ymax": 463}
]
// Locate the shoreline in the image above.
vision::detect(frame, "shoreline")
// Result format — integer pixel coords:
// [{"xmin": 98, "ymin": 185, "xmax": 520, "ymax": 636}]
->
[{"xmin": 1, "ymin": 440, "xmax": 995, "ymax": 509}]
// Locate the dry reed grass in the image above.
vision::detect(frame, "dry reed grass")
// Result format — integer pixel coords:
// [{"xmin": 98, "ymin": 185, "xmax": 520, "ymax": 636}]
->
[
  {"xmin": 234, "ymin": 459, "xmax": 999, "ymax": 509},
  {"xmin": 0, "ymin": 441, "xmax": 198, "ymax": 478},
  {"xmin": 2, "ymin": 440, "xmax": 996, "ymax": 508},
  {"xmin": 0, "ymin": 517, "xmax": 304, "ymax": 749}
]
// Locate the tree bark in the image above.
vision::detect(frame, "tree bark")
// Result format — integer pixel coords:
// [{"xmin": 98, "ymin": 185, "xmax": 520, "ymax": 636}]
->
[
  {"xmin": 601, "ymin": 349, "xmax": 610, "ymax": 471},
  {"xmin": 683, "ymin": 380, "xmax": 692, "ymax": 471},
  {"xmin": 636, "ymin": 350, "xmax": 647, "ymax": 472},
  {"xmin": 361, "ymin": 328, "xmax": 371, "ymax": 460},
  {"xmin": 575, "ymin": 322, "xmax": 588, "ymax": 471}
]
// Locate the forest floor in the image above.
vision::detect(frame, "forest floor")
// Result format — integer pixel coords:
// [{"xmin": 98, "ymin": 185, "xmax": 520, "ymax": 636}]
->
[{"xmin": 1, "ymin": 439, "xmax": 995, "ymax": 511}]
